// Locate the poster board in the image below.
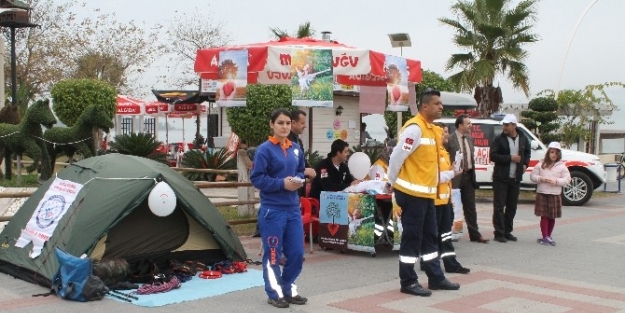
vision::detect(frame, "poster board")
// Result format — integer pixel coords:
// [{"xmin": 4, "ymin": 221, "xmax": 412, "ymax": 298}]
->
[{"xmin": 319, "ymin": 192, "xmax": 391, "ymax": 253}]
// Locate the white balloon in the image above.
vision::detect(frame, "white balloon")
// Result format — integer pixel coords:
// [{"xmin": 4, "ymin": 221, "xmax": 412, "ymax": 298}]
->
[
  {"xmin": 348, "ymin": 152, "xmax": 371, "ymax": 180},
  {"xmin": 148, "ymin": 182, "xmax": 177, "ymax": 217}
]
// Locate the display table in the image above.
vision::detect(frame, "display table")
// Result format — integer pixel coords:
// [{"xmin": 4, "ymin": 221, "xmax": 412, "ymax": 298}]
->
[{"xmin": 318, "ymin": 192, "xmax": 397, "ymax": 256}]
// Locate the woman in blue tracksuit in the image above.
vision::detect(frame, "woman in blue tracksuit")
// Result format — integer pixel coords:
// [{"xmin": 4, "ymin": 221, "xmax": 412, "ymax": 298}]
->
[{"xmin": 250, "ymin": 108, "xmax": 307, "ymax": 309}]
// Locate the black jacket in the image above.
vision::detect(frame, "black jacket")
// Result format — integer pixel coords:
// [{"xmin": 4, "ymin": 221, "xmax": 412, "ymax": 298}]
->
[
  {"xmin": 288, "ymin": 131, "xmax": 310, "ymax": 168},
  {"xmin": 489, "ymin": 130, "xmax": 531, "ymax": 182},
  {"xmin": 309, "ymin": 157, "xmax": 354, "ymax": 199}
]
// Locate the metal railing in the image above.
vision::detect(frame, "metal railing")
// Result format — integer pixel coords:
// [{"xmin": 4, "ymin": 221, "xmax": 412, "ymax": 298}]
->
[{"xmin": 0, "ymin": 149, "xmax": 259, "ymax": 225}]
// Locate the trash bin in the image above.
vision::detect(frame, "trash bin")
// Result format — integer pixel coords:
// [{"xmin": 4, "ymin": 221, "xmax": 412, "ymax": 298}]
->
[{"xmin": 604, "ymin": 163, "xmax": 619, "ymax": 183}]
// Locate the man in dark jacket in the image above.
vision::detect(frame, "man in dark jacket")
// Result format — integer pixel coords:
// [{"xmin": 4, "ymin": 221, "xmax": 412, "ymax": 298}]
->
[
  {"xmin": 489, "ymin": 114, "xmax": 531, "ymax": 243},
  {"xmin": 446, "ymin": 114, "xmax": 489, "ymax": 243},
  {"xmin": 309, "ymin": 139, "xmax": 361, "ymax": 200},
  {"xmin": 288, "ymin": 109, "xmax": 316, "ymax": 195}
]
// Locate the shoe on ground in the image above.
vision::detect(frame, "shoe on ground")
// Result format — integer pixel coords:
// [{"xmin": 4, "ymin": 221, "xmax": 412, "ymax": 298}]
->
[
  {"xmin": 267, "ymin": 298, "xmax": 289, "ymax": 308},
  {"xmin": 429, "ymin": 278, "xmax": 460, "ymax": 290},
  {"xmin": 545, "ymin": 236, "xmax": 556, "ymax": 246},
  {"xmin": 285, "ymin": 295, "xmax": 307, "ymax": 305},
  {"xmin": 470, "ymin": 237, "xmax": 489, "ymax": 243},
  {"xmin": 451, "ymin": 267, "xmax": 470, "ymax": 274},
  {"xmin": 400, "ymin": 283, "xmax": 432, "ymax": 297},
  {"xmin": 494, "ymin": 236, "xmax": 508, "ymax": 243},
  {"xmin": 537, "ymin": 237, "xmax": 548, "ymax": 245},
  {"xmin": 504, "ymin": 234, "xmax": 518, "ymax": 241}
]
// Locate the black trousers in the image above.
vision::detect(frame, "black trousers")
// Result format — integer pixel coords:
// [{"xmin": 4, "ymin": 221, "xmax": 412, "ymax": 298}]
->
[
  {"xmin": 420, "ymin": 202, "xmax": 462, "ymax": 272},
  {"xmin": 459, "ymin": 171, "xmax": 482, "ymax": 240},
  {"xmin": 492, "ymin": 178, "xmax": 521, "ymax": 237},
  {"xmin": 395, "ymin": 190, "xmax": 445, "ymax": 287}
]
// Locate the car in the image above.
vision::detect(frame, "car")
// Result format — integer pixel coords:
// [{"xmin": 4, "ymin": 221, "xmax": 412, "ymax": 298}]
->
[{"xmin": 436, "ymin": 116, "xmax": 607, "ymax": 206}]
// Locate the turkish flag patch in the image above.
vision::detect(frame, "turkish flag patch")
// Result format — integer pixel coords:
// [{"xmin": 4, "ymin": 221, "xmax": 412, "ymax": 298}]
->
[
  {"xmin": 320, "ymin": 168, "xmax": 328, "ymax": 178},
  {"xmin": 405, "ymin": 138, "xmax": 414, "ymax": 145}
]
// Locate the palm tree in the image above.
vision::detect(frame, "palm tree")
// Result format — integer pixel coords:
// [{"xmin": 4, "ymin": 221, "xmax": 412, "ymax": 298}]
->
[
  {"xmin": 270, "ymin": 22, "xmax": 315, "ymax": 39},
  {"xmin": 439, "ymin": 0, "xmax": 539, "ymax": 116}
]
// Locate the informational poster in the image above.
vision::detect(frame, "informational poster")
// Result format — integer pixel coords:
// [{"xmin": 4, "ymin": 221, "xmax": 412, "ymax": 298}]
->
[
  {"xmin": 291, "ymin": 49, "xmax": 334, "ymax": 107},
  {"xmin": 216, "ymin": 49, "xmax": 248, "ymax": 107},
  {"xmin": 319, "ymin": 192, "xmax": 349, "ymax": 251},
  {"xmin": 319, "ymin": 192, "xmax": 393, "ymax": 253},
  {"xmin": 384, "ymin": 55, "xmax": 409, "ymax": 112},
  {"xmin": 15, "ymin": 178, "xmax": 84, "ymax": 258}
]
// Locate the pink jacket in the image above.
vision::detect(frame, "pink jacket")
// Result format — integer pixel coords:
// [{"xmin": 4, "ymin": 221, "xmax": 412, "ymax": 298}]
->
[{"xmin": 530, "ymin": 161, "xmax": 571, "ymax": 195}]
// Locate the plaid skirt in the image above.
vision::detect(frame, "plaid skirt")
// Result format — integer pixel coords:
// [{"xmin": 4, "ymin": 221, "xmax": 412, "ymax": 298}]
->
[{"xmin": 534, "ymin": 193, "xmax": 562, "ymax": 218}]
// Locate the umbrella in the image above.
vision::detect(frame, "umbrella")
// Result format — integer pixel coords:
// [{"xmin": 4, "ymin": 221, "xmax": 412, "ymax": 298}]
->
[
  {"xmin": 194, "ymin": 37, "xmax": 422, "ymax": 86},
  {"xmin": 116, "ymin": 95, "xmax": 144, "ymax": 115}
]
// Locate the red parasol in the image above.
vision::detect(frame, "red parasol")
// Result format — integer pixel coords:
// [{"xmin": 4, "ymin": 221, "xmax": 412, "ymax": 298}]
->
[
  {"xmin": 117, "ymin": 96, "xmax": 160, "ymax": 115},
  {"xmin": 116, "ymin": 95, "xmax": 143, "ymax": 115}
]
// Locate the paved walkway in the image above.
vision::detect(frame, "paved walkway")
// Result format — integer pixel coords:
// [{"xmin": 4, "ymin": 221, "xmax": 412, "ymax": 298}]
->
[{"xmin": 1, "ymin": 194, "xmax": 624, "ymax": 312}]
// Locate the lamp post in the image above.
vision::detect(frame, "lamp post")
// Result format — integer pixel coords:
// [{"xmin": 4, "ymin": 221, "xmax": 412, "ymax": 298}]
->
[
  {"xmin": 388, "ymin": 33, "xmax": 412, "ymax": 135},
  {"xmin": 0, "ymin": 2, "xmax": 39, "ymax": 180},
  {"xmin": 555, "ymin": 0, "xmax": 601, "ymax": 153},
  {"xmin": 555, "ymin": 0, "xmax": 600, "ymax": 96}
]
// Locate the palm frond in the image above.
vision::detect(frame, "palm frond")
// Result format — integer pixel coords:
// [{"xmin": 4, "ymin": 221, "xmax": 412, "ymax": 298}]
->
[
  {"xmin": 296, "ymin": 22, "xmax": 315, "ymax": 38},
  {"xmin": 505, "ymin": 61, "xmax": 531, "ymax": 96},
  {"xmin": 438, "ymin": 17, "xmax": 468, "ymax": 32},
  {"xmin": 270, "ymin": 27, "xmax": 289, "ymax": 39},
  {"xmin": 110, "ymin": 132, "xmax": 168, "ymax": 164}
]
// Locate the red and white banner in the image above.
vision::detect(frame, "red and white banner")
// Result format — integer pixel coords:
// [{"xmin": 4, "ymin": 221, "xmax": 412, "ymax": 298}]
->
[{"xmin": 194, "ymin": 37, "xmax": 422, "ymax": 86}]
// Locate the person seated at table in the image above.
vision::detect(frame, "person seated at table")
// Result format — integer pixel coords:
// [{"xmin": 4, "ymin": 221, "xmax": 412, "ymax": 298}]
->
[{"xmin": 309, "ymin": 139, "xmax": 362, "ymax": 200}]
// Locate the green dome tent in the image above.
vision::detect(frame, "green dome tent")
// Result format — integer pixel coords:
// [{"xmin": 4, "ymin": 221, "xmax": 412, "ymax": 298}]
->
[{"xmin": 0, "ymin": 154, "xmax": 247, "ymax": 287}]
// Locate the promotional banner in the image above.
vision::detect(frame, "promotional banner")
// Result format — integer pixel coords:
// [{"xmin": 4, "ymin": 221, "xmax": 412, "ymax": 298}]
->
[
  {"xmin": 319, "ymin": 191, "xmax": 401, "ymax": 253},
  {"xmin": 384, "ymin": 55, "xmax": 409, "ymax": 112},
  {"xmin": 216, "ymin": 49, "xmax": 248, "ymax": 107},
  {"xmin": 290, "ymin": 48, "xmax": 334, "ymax": 107},
  {"xmin": 319, "ymin": 191, "xmax": 349, "ymax": 251},
  {"xmin": 15, "ymin": 178, "xmax": 84, "ymax": 258}
]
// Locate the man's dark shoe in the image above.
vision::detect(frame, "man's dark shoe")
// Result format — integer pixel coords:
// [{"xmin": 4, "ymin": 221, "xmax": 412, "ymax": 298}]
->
[
  {"xmin": 470, "ymin": 237, "xmax": 489, "ymax": 243},
  {"xmin": 400, "ymin": 283, "xmax": 432, "ymax": 297},
  {"xmin": 252, "ymin": 232, "xmax": 261, "ymax": 238},
  {"xmin": 267, "ymin": 298, "xmax": 289, "ymax": 308},
  {"xmin": 452, "ymin": 267, "xmax": 470, "ymax": 274},
  {"xmin": 285, "ymin": 295, "xmax": 308, "ymax": 305},
  {"xmin": 494, "ymin": 236, "xmax": 508, "ymax": 243},
  {"xmin": 504, "ymin": 234, "xmax": 518, "ymax": 242},
  {"xmin": 429, "ymin": 278, "xmax": 460, "ymax": 290}
]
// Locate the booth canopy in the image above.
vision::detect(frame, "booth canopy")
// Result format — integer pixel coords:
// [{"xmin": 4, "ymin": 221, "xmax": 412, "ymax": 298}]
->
[{"xmin": 194, "ymin": 37, "xmax": 422, "ymax": 86}]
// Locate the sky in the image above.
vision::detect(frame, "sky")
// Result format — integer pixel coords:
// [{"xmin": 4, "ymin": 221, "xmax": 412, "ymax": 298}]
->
[{"xmin": 69, "ymin": 0, "xmax": 625, "ymax": 133}]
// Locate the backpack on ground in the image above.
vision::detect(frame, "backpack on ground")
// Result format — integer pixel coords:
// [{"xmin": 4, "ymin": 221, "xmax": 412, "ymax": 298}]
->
[{"xmin": 51, "ymin": 247, "xmax": 109, "ymax": 302}]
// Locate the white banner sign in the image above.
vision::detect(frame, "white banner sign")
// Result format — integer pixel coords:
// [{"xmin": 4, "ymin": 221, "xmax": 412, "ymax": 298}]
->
[
  {"xmin": 266, "ymin": 47, "xmax": 371, "ymax": 76},
  {"xmin": 15, "ymin": 178, "xmax": 84, "ymax": 258}
]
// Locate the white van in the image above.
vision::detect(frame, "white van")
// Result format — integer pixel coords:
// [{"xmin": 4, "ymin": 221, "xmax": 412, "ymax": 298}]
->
[{"xmin": 436, "ymin": 116, "xmax": 607, "ymax": 206}]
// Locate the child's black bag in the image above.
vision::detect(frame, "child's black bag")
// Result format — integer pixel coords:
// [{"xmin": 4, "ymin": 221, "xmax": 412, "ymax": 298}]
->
[{"xmin": 51, "ymin": 247, "xmax": 109, "ymax": 302}]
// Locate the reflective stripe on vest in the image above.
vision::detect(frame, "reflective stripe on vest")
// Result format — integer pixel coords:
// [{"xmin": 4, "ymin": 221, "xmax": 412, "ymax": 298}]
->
[{"xmin": 395, "ymin": 178, "xmax": 437, "ymax": 195}]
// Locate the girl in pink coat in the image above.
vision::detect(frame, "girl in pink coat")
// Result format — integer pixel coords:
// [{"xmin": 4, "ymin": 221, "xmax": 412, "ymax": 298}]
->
[{"xmin": 530, "ymin": 142, "xmax": 571, "ymax": 246}]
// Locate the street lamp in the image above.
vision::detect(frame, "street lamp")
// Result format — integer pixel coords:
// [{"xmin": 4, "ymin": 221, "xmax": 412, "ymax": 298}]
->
[
  {"xmin": 388, "ymin": 33, "xmax": 412, "ymax": 135},
  {"xmin": 0, "ymin": 2, "xmax": 39, "ymax": 180},
  {"xmin": 556, "ymin": 0, "xmax": 600, "ymax": 96}
]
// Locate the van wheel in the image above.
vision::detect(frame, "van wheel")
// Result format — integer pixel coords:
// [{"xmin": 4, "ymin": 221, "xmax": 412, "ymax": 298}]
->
[{"xmin": 562, "ymin": 171, "xmax": 592, "ymax": 206}]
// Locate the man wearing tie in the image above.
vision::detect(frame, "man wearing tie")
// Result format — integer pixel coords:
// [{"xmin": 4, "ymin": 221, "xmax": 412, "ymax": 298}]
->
[{"xmin": 446, "ymin": 115, "xmax": 489, "ymax": 243}]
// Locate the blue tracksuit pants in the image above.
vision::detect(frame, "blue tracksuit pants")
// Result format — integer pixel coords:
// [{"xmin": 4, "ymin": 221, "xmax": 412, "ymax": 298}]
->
[{"xmin": 258, "ymin": 206, "xmax": 304, "ymax": 300}]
